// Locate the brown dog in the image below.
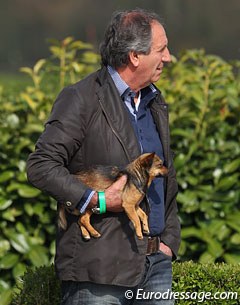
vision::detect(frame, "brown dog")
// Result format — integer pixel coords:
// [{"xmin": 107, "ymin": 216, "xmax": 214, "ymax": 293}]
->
[{"xmin": 58, "ymin": 153, "xmax": 168, "ymax": 240}]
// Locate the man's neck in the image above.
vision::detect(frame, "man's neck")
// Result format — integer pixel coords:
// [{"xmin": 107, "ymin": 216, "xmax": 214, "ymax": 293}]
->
[{"xmin": 117, "ymin": 66, "xmax": 142, "ymax": 94}]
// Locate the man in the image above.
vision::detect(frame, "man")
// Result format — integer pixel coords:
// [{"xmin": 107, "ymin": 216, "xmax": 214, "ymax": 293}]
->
[{"xmin": 27, "ymin": 8, "xmax": 180, "ymax": 305}]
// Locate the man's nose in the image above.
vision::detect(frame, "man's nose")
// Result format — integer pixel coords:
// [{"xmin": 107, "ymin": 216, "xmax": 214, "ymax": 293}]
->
[{"xmin": 162, "ymin": 48, "xmax": 171, "ymax": 63}]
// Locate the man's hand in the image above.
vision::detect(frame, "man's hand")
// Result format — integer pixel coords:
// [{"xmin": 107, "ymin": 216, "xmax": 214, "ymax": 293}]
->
[
  {"xmin": 105, "ymin": 175, "xmax": 127, "ymax": 212},
  {"xmin": 159, "ymin": 242, "xmax": 173, "ymax": 257},
  {"xmin": 88, "ymin": 175, "xmax": 127, "ymax": 212}
]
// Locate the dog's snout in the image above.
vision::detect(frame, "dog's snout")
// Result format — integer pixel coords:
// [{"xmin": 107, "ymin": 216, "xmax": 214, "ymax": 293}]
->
[
  {"xmin": 158, "ymin": 161, "xmax": 163, "ymax": 167},
  {"xmin": 161, "ymin": 166, "xmax": 168, "ymax": 175}
]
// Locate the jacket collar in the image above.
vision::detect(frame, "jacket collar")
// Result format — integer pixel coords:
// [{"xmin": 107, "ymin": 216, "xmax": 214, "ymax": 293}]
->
[{"xmin": 96, "ymin": 67, "xmax": 141, "ymax": 162}]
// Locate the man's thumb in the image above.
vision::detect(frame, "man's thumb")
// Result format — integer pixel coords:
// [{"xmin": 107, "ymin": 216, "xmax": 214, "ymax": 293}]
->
[{"xmin": 114, "ymin": 175, "xmax": 127, "ymax": 191}]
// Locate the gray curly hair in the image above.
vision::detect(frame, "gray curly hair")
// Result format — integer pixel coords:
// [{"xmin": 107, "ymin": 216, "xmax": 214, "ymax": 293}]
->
[{"xmin": 100, "ymin": 8, "xmax": 163, "ymax": 68}]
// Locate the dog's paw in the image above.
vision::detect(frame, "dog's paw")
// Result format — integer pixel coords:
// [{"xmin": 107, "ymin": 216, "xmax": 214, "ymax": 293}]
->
[
  {"xmin": 80, "ymin": 225, "xmax": 91, "ymax": 240},
  {"xmin": 143, "ymin": 229, "xmax": 150, "ymax": 235},
  {"xmin": 82, "ymin": 234, "xmax": 91, "ymax": 240},
  {"xmin": 92, "ymin": 232, "xmax": 101, "ymax": 238},
  {"xmin": 137, "ymin": 234, "xmax": 144, "ymax": 240}
]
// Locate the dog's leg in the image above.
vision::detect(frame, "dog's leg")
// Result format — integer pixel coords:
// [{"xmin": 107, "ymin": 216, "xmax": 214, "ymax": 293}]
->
[
  {"xmin": 79, "ymin": 210, "xmax": 101, "ymax": 239},
  {"xmin": 122, "ymin": 202, "xmax": 143, "ymax": 239},
  {"xmin": 136, "ymin": 207, "xmax": 150, "ymax": 235},
  {"xmin": 121, "ymin": 187, "xmax": 146, "ymax": 239},
  {"xmin": 79, "ymin": 222, "xmax": 91, "ymax": 240}
]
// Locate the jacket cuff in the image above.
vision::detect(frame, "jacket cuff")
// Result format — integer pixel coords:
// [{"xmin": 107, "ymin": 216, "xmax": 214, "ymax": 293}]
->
[{"xmin": 77, "ymin": 189, "xmax": 96, "ymax": 213}]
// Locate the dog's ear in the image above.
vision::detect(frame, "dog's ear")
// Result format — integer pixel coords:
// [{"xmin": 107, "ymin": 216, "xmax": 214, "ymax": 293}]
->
[{"xmin": 141, "ymin": 152, "xmax": 155, "ymax": 168}]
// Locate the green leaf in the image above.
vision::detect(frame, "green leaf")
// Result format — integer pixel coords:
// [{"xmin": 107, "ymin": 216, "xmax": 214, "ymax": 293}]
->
[
  {"xmin": 18, "ymin": 160, "xmax": 26, "ymax": 172},
  {"xmin": 223, "ymin": 253, "xmax": 240, "ymax": 264},
  {"xmin": 24, "ymin": 202, "xmax": 44, "ymax": 216},
  {"xmin": 177, "ymin": 191, "xmax": 199, "ymax": 213},
  {"xmin": 230, "ymin": 233, "xmax": 240, "ymax": 245},
  {"xmin": 5, "ymin": 182, "xmax": 42, "ymax": 198},
  {"xmin": 207, "ymin": 239, "xmax": 224, "ymax": 258},
  {"xmin": 71, "ymin": 62, "xmax": 83, "ymax": 73},
  {"xmin": 9, "ymin": 233, "xmax": 30, "ymax": 254},
  {"xmin": 199, "ymin": 252, "xmax": 215, "ymax": 263},
  {"xmin": 2, "ymin": 211, "xmax": 14, "ymax": 222},
  {"xmin": 181, "ymin": 227, "xmax": 202, "ymax": 239},
  {"xmin": 18, "ymin": 185, "xmax": 41, "ymax": 198},
  {"xmin": 62, "ymin": 36, "xmax": 74, "ymax": 46},
  {"xmin": 82, "ymin": 51, "xmax": 100, "ymax": 64},
  {"xmin": 22, "ymin": 123, "xmax": 44, "ymax": 133},
  {"xmin": 0, "ymin": 171, "xmax": 14, "ymax": 183},
  {"xmin": 0, "ymin": 279, "xmax": 10, "ymax": 291},
  {"xmin": 0, "ymin": 253, "xmax": 19, "ymax": 269},
  {"xmin": 6, "ymin": 113, "xmax": 20, "ymax": 128},
  {"xmin": 186, "ymin": 175, "xmax": 199, "ymax": 186},
  {"xmin": 0, "ymin": 240, "xmax": 11, "ymax": 256},
  {"xmin": 20, "ymin": 67, "xmax": 33, "ymax": 77},
  {"xmin": 71, "ymin": 40, "xmax": 92, "ymax": 49},
  {"xmin": 215, "ymin": 174, "xmax": 239, "ymax": 191},
  {"xmin": 0, "ymin": 199, "xmax": 13, "ymax": 210},
  {"xmin": 0, "ymin": 290, "xmax": 12, "ymax": 305},
  {"xmin": 223, "ymin": 158, "xmax": 240, "ymax": 174},
  {"xmin": 15, "ymin": 222, "xmax": 28, "ymax": 234},
  {"xmin": 226, "ymin": 219, "xmax": 240, "ymax": 233},
  {"xmin": 49, "ymin": 46, "xmax": 62, "ymax": 57},
  {"xmin": 28, "ymin": 245, "xmax": 49, "ymax": 267},
  {"xmin": 33, "ymin": 59, "xmax": 46, "ymax": 74},
  {"xmin": 174, "ymin": 153, "xmax": 186, "ymax": 169},
  {"xmin": 20, "ymin": 92, "xmax": 37, "ymax": 110},
  {"xmin": 13, "ymin": 262, "xmax": 27, "ymax": 278}
]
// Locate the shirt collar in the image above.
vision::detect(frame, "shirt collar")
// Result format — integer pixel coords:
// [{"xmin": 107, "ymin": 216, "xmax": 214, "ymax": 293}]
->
[
  {"xmin": 107, "ymin": 65, "xmax": 157, "ymax": 99},
  {"xmin": 107, "ymin": 65, "xmax": 129, "ymax": 97}
]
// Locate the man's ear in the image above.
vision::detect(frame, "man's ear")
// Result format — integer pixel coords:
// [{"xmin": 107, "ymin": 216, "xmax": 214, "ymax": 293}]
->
[
  {"xmin": 128, "ymin": 51, "xmax": 140, "ymax": 67},
  {"xmin": 141, "ymin": 152, "xmax": 155, "ymax": 168}
]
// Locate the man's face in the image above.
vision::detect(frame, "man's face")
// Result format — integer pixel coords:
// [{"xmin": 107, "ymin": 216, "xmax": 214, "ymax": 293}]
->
[{"xmin": 138, "ymin": 21, "xmax": 171, "ymax": 87}]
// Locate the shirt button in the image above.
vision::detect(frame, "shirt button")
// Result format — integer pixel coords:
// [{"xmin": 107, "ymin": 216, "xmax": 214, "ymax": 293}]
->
[{"xmin": 66, "ymin": 201, "xmax": 72, "ymax": 207}]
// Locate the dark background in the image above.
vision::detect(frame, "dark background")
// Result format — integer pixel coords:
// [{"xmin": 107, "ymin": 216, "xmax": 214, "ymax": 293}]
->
[{"xmin": 1, "ymin": 0, "xmax": 240, "ymax": 72}]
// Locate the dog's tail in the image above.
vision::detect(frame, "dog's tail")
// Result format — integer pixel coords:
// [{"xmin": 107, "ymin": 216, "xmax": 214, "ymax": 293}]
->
[{"xmin": 58, "ymin": 205, "xmax": 67, "ymax": 230}]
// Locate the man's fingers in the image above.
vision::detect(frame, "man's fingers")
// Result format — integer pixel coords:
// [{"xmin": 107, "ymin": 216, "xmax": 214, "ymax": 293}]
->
[{"xmin": 104, "ymin": 175, "xmax": 127, "ymax": 212}]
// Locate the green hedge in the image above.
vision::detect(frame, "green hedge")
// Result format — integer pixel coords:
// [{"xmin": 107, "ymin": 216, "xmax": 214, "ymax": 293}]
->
[
  {"xmin": 156, "ymin": 50, "xmax": 240, "ymax": 263},
  {"xmin": 11, "ymin": 263, "xmax": 240, "ymax": 305},
  {"xmin": 0, "ymin": 37, "xmax": 239, "ymax": 303},
  {"xmin": 0, "ymin": 38, "xmax": 100, "ymax": 303}
]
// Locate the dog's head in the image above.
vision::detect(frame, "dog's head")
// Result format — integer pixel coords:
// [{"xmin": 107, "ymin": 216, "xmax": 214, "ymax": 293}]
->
[{"xmin": 138, "ymin": 152, "xmax": 168, "ymax": 178}]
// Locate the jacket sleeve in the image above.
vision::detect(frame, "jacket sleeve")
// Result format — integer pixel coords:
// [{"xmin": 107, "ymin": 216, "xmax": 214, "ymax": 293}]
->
[
  {"xmin": 160, "ymin": 150, "xmax": 181, "ymax": 259},
  {"xmin": 26, "ymin": 86, "xmax": 89, "ymax": 211}
]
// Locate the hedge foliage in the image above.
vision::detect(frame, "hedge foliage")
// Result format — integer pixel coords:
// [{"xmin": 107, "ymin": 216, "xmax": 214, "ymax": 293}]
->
[
  {"xmin": 0, "ymin": 37, "xmax": 100, "ymax": 304},
  {"xmin": 12, "ymin": 263, "xmax": 240, "ymax": 305},
  {"xmin": 0, "ymin": 37, "xmax": 239, "ymax": 304},
  {"xmin": 156, "ymin": 51, "xmax": 240, "ymax": 264}
]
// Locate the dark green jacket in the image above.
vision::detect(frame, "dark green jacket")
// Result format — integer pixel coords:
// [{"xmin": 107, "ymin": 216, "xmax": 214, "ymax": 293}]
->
[{"xmin": 27, "ymin": 66, "xmax": 180, "ymax": 287}]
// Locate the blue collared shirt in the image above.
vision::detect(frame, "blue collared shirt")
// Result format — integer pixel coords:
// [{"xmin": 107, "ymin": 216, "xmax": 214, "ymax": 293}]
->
[
  {"xmin": 107, "ymin": 66, "xmax": 165, "ymax": 236},
  {"xmin": 78, "ymin": 66, "xmax": 165, "ymax": 235}
]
